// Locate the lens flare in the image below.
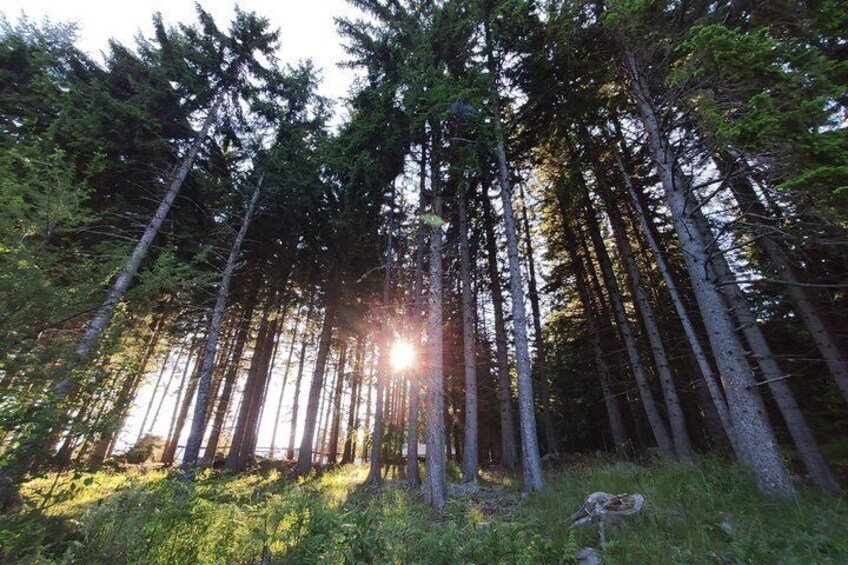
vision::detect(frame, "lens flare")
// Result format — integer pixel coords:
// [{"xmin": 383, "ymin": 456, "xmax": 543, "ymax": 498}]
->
[{"xmin": 390, "ymin": 340, "xmax": 415, "ymax": 371}]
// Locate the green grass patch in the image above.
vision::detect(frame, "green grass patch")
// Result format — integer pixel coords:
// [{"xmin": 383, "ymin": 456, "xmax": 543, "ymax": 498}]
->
[{"xmin": 1, "ymin": 457, "xmax": 846, "ymax": 563}]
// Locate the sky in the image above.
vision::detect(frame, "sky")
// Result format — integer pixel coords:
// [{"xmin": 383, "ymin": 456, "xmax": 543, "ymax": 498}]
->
[{"xmin": 2, "ymin": 0, "xmax": 365, "ymax": 121}]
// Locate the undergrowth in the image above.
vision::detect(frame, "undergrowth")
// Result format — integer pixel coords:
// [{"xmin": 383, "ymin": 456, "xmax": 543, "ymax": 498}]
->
[{"xmin": 1, "ymin": 456, "xmax": 845, "ymax": 564}]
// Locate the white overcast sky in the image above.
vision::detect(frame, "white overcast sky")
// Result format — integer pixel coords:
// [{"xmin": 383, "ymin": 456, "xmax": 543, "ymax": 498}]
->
[{"xmin": 2, "ymin": 0, "xmax": 366, "ymax": 121}]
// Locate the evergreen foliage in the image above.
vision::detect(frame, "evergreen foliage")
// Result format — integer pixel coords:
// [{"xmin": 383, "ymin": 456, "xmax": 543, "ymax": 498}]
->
[{"xmin": 0, "ymin": 0, "xmax": 846, "ymax": 558}]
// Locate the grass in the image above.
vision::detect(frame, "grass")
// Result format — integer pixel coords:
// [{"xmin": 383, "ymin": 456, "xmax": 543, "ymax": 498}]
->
[{"xmin": 1, "ymin": 456, "xmax": 846, "ymax": 564}]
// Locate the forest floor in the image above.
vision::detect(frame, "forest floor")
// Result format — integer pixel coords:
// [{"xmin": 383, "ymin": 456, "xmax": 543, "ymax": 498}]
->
[{"xmin": 1, "ymin": 455, "xmax": 847, "ymax": 564}]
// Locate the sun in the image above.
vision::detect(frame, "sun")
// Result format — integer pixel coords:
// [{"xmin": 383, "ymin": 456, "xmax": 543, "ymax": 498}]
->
[{"xmin": 390, "ymin": 340, "xmax": 415, "ymax": 371}]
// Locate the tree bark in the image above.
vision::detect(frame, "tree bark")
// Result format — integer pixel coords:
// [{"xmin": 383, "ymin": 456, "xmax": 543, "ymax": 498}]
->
[
  {"xmin": 202, "ymin": 321, "xmax": 238, "ymax": 431},
  {"xmin": 269, "ymin": 310, "xmax": 304, "ymax": 458},
  {"xmin": 518, "ymin": 184, "xmax": 557, "ymax": 456},
  {"xmin": 295, "ymin": 306, "xmax": 335, "ymax": 475},
  {"xmin": 86, "ymin": 369, "xmax": 145, "ymax": 464},
  {"xmin": 84, "ymin": 308, "xmax": 169, "ymax": 463},
  {"xmin": 328, "ymin": 342, "xmax": 348, "ymax": 464},
  {"xmin": 397, "ymin": 374, "xmax": 407, "ymax": 461},
  {"xmin": 245, "ymin": 317, "xmax": 280, "ymax": 465},
  {"xmin": 480, "ymin": 191, "xmax": 519, "ymax": 471},
  {"xmin": 286, "ymin": 323, "xmax": 312, "ymax": 461},
  {"xmin": 135, "ymin": 345, "xmax": 178, "ymax": 445},
  {"xmin": 73, "ymin": 92, "xmax": 225, "ymax": 363},
  {"xmin": 609, "ymin": 142, "xmax": 737, "ymax": 450},
  {"xmin": 161, "ymin": 338, "xmax": 204, "ymax": 465},
  {"xmin": 721, "ymin": 152, "xmax": 848, "ymax": 403},
  {"xmin": 148, "ymin": 341, "xmax": 188, "ymax": 438},
  {"xmin": 574, "ymin": 220, "xmax": 643, "ymax": 448},
  {"xmin": 380, "ymin": 372, "xmax": 393, "ymax": 465},
  {"xmin": 251, "ymin": 320, "xmax": 284, "ymax": 456},
  {"xmin": 88, "ymin": 351, "xmax": 160, "ymax": 464},
  {"xmin": 361, "ymin": 344, "xmax": 375, "ymax": 462},
  {"xmin": 422, "ymin": 129, "xmax": 447, "ymax": 507},
  {"xmin": 564, "ymin": 182, "xmax": 674, "ymax": 456},
  {"xmin": 226, "ymin": 299, "xmax": 278, "ymax": 471},
  {"xmin": 202, "ymin": 287, "xmax": 259, "ymax": 463},
  {"xmin": 590, "ymin": 172, "xmax": 693, "ymax": 457},
  {"xmin": 342, "ymin": 336, "xmax": 365, "ymax": 464},
  {"xmin": 485, "ymin": 17, "xmax": 544, "ymax": 491},
  {"xmin": 183, "ymin": 178, "xmax": 261, "ymax": 469},
  {"xmin": 623, "ymin": 46, "xmax": 793, "ymax": 499},
  {"xmin": 691, "ymin": 206, "xmax": 842, "ymax": 493},
  {"xmin": 0, "ymin": 93, "xmax": 225, "ymax": 509},
  {"xmin": 562, "ymin": 218, "xmax": 628, "ymax": 448},
  {"xmin": 367, "ymin": 181, "xmax": 398, "ymax": 484},
  {"xmin": 317, "ymin": 351, "xmax": 338, "ymax": 463},
  {"xmin": 407, "ymin": 141, "xmax": 427, "ymax": 486},
  {"xmin": 459, "ymin": 185, "xmax": 479, "ymax": 483},
  {"xmin": 124, "ymin": 347, "xmax": 172, "ymax": 451}
]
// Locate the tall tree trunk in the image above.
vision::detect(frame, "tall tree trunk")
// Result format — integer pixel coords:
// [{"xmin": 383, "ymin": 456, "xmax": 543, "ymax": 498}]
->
[
  {"xmin": 88, "ymin": 352, "xmax": 159, "ymax": 464},
  {"xmin": 102, "ymin": 343, "xmax": 169, "ymax": 459},
  {"xmin": 342, "ymin": 336, "xmax": 365, "ymax": 464},
  {"xmin": 269, "ymin": 310, "xmax": 304, "ymax": 458},
  {"xmin": 73, "ymin": 92, "xmax": 225, "ymax": 364},
  {"xmin": 226, "ymin": 300, "xmax": 278, "ymax": 471},
  {"xmin": 136, "ymin": 345, "xmax": 179, "ymax": 445},
  {"xmin": 328, "ymin": 343, "xmax": 348, "ymax": 465},
  {"xmin": 444, "ymin": 396, "xmax": 452, "ymax": 466},
  {"xmin": 480, "ymin": 191, "xmax": 519, "ymax": 471},
  {"xmin": 609, "ymin": 143, "xmax": 736, "ymax": 449},
  {"xmin": 202, "ymin": 322, "xmax": 238, "ymax": 431},
  {"xmin": 380, "ymin": 375, "xmax": 393, "ymax": 465},
  {"xmin": 84, "ymin": 376, "xmax": 135, "ymax": 463},
  {"xmin": 295, "ymin": 306, "xmax": 335, "ymax": 475},
  {"xmin": 85, "ymin": 309, "xmax": 169, "ymax": 464},
  {"xmin": 194, "ymin": 324, "xmax": 239, "ymax": 440},
  {"xmin": 720, "ymin": 153, "xmax": 848, "ymax": 403},
  {"xmin": 590, "ymin": 173, "xmax": 693, "ymax": 457},
  {"xmin": 317, "ymin": 353, "xmax": 337, "ymax": 463},
  {"xmin": 361, "ymin": 345, "xmax": 375, "ymax": 462},
  {"xmin": 623, "ymin": 47, "xmax": 793, "ymax": 499},
  {"xmin": 407, "ymin": 141, "xmax": 427, "ymax": 486},
  {"xmin": 203, "ymin": 287, "xmax": 259, "ymax": 463},
  {"xmin": 422, "ymin": 129, "xmax": 447, "ymax": 507},
  {"xmin": 248, "ymin": 320, "xmax": 280, "ymax": 463},
  {"xmin": 485, "ymin": 18, "xmax": 544, "ymax": 491},
  {"xmin": 286, "ymin": 324, "xmax": 312, "ymax": 461},
  {"xmin": 148, "ymin": 342, "xmax": 188, "ymax": 437},
  {"xmin": 348, "ymin": 377, "xmax": 362, "ymax": 461},
  {"xmin": 224, "ymin": 302, "xmax": 270, "ymax": 471},
  {"xmin": 161, "ymin": 338, "xmax": 205, "ymax": 465},
  {"xmin": 459, "ymin": 186, "xmax": 479, "ymax": 483},
  {"xmin": 691, "ymin": 207, "xmax": 842, "ymax": 493},
  {"xmin": 0, "ymin": 92, "xmax": 224, "ymax": 508},
  {"xmin": 575, "ymin": 221, "xmax": 642, "ymax": 448},
  {"xmin": 563, "ymin": 220, "xmax": 628, "ymax": 447},
  {"xmin": 563, "ymin": 184, "xmax": 674, "ymax": 456},
  {"xmin": 367, "ymin": 180, "xmax": 398, "ymax": 484},
  {"xmin": 397, "ymin": 375, "xmax": 407, "ymax": 461},
  {"xmin": 183, "ymin": 179, "xmax": 261, "ymax": 469},
  {"xmin": 518, "ymin": 184, "xmax": 557, "ymax": 456},
  {"xmin": 252, "ymin": 319, "xmax": 285, "ymax": 456}
]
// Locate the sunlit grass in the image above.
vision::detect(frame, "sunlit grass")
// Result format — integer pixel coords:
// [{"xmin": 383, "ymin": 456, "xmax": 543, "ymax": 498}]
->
[{"xmin": 3, "ymin": 457, "xmax": 847, "ymax": 563}]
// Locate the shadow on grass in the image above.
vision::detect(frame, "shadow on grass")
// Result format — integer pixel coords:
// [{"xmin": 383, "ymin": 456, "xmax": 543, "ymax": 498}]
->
[{"xmin": 5, "ymin": 457, "xmax": 848, "ymax": 564}]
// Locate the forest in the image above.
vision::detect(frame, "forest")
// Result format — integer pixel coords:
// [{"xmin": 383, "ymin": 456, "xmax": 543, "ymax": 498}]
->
[{"xmin": 1, "ymin": 0, "xmax": 847, "ymax": 563}]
